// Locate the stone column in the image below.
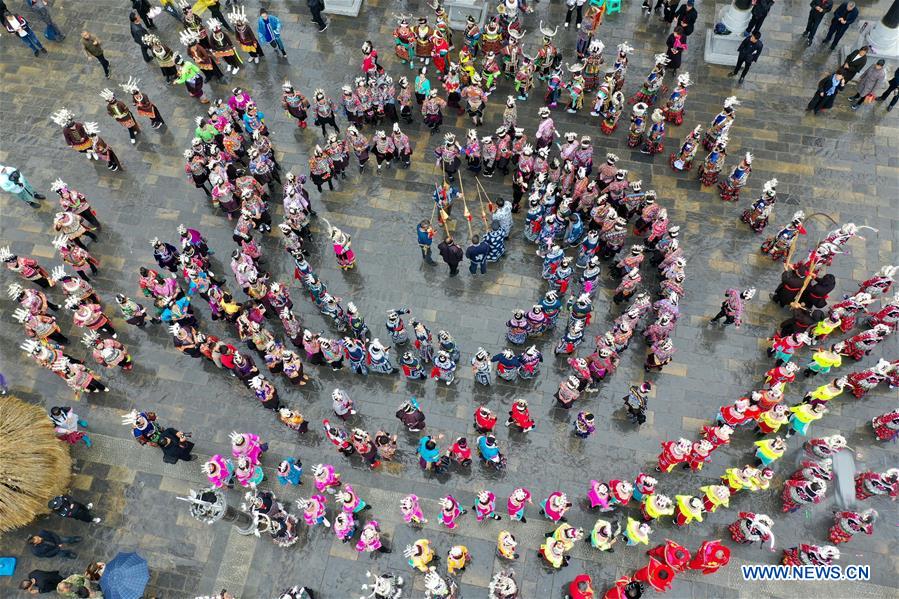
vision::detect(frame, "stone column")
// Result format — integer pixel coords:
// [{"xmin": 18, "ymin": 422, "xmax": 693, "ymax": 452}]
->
[
  {"xmin": 867, "ymin": 0, "xmax": 899, "ymax": 56},
  {"xmin": 719, "ymin": 0, "xmax": 752, "ymax": 35}
]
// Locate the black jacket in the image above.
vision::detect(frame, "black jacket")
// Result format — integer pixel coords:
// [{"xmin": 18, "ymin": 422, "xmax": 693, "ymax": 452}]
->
[
  {"xmin": 29, "ymin": 530, "xmax": 64, "ymax": 558},
  {"xmin": 738, "ymin": 37, "xmax": 764, "ymax": 61},
  {"xmin": 27, "ymin": 570, "xmax": 63, "ymax": 593},
  {"xmin": 130, "ymin": 21, "xmax": 148, "ymax": 45},
  {"xmin": 674, "ymin": 5, "xmax": 697, "ymax": 35},
  {"xmin": 841, "ymin": 50, "xmax": 868, "ymax": 76},
  {"xmin": 438, "ymin": 241, "xmax": 463, "ymax": 266},
  {"xmin": 832, "ymin": 2, "xmax": 858, "ymax": 27},
  {"xmin": 751, "ymin": 0, "xmax": 773, "ymax": 19},
  {"xmin": 809, "ymin": 0, "xmax": 833, "ymax": 16}
]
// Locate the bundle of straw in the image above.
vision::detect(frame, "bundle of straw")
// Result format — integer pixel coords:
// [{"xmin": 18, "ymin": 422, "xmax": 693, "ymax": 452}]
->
[{"xmin": 0, "ymin": 397, "xmax": 72, "ymax": 533}]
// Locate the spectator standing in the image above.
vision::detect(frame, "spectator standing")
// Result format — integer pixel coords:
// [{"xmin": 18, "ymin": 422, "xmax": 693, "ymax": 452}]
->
[
  {"xmin": 129, "ymin": 12, "xmax": 152, "ymax": 62},
  {"xmin": 876, "ymin": 67, "xmax": 899, "ymax": 111},
  {"xmin": 839, "ymin": 45, "xmax": 868, "ymax": 82},
  {"xmin": 807, "ymin": 71, "xmax": 845, "ymax": 114},
  {"xmin": 307, "ymin": 0, "xmax": 327, "ymax": 32},
  {"xmin": 3, "ymin": 11, "xmax": 46, "ymax": 55},
  {"xmin": 257, "ymin": 7, "xmax": 287, "ymax": 57},
  {"xmin": 674, "ymin": 0, "xmax": 698, "ymax": 37},
  {"xmin": 822, "ymin": 1, "xmax": 858, "ymax": 49},
  {"xmin": 730, "ymin": 32, "xmax": 764, "ymax": 83},
  {"xmin": 849, "ymin": 60, "xmax": 886, "ymax": 109},
  {"xmin": 745, "ymin": 0, "xmax": 774, "ymax": 37},
  {"xmin": 130, "ymin": 0, "xmax": 155, "ymax": 29},
  {"xmin": 27, "ymin": 531, "xmax": 82, "ymax": 559},
  {"xmin": 24, "ymin": 0, "xmax": 64, "ymax": 41},
  {"xmin": 802, "ymin": 0, "xmax": 833, "ymax": 46},
  {"xmin": 81, "ymin": 31, "xmax": 110, "ymax": 78}
]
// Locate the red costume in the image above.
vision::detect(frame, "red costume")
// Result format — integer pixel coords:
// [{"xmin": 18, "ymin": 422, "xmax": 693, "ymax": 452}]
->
[
  {"xmin": 688, "ymin": 540, "xmax": 730, "ymax": 574},
  {"xmin": 656, "ymin": 440, "xmax": 690, "ymax": 472},
  {"xmin": 647, "ymin": 540, "xmax": 692, "ymax": 573},
  {"xmin": 633, "ymin": 557, "xmax": 676, "ymax": 593}
]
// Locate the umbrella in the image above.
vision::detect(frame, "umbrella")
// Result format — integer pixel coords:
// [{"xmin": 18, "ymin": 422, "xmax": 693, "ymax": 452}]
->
[{"xmin": 100, "ymin": 552, "xmax": 149, "ymax": 599}]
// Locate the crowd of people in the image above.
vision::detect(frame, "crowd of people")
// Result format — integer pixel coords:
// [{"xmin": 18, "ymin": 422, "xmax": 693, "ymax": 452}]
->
[{"xmin": 2, "ymin": 0, "xmax": 897, "ymax": 598}]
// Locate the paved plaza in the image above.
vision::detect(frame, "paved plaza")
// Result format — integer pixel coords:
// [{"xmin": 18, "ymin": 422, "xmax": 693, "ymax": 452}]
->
[{"xmin": 1, "ymin": 0, "xmax": 897, "ymax": 597}]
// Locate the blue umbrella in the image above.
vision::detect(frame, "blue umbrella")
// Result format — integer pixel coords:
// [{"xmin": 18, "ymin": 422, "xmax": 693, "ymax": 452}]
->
[{"xmin": 100, "ymin": 552, "xmax": 149, "ymax": 599}]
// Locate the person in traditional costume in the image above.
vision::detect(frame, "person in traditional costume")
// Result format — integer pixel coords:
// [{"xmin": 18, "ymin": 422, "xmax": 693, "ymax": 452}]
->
[
  {"xmin": 761, "ymin": 210, "xmax": 806, "ymax": 262},
  {"xmin": 781, "ymin": 544, "xmax": 839, "ymax": 567},
  {"xmin": 719, "ymin": 152, "xmax": 753, "ymax": 201}
]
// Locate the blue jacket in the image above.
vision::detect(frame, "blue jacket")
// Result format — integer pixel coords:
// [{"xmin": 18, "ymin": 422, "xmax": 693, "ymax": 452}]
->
[
  {"xmin": 465, "ymin": 241, "xmax": 489, "ymax": 263},
  {"xmin": 417, "ymin": 224, "xmax": 433, "ymax": 246},
  {"xmin": 257, "ymin": 15, "xmax": 282, "ymax": 43}
]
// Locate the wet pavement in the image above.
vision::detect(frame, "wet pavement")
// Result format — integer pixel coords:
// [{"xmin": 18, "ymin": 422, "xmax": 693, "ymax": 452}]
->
[{"xmin": 1, "ymin": 0, "xmax": 897, "ymax": 597}]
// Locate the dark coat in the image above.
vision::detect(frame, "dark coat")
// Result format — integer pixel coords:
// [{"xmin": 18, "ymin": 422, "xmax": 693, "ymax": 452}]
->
[
  {"xmin": 27, "ymin": 570, "xmax": 63, "ymax": 593},
  {"xmin": 831, "ymin": 2, "xmax": 858, "ymax": 28},
  {"xmin": 130, "ymin": 21, "xmax": 148, "ymax": 45},
  {"xmin": 808, "ymin": 0, "xmax": 833, "ymax": 17},
  {"xmin": 841, "ymin": 49, "xmax": 868, "ymax": 79},
  {"xmin": 465, "ymin": 241, "xmax": 489, "ymax": 262},
  {"xmin": 29, "ymin": 530, "xmax": 64, "ymax": 558},
  {"xmin": 438, "ymin": 241, "xmax": 463, "ymax": 266},
  {"xmin": 674, "ymin": 5, "xmax": 697, "ymax": 35},
  {"xmin": 751, "ymin": 0, "xmax": 773, "ymax": 19},
  {"xmin": 738, "ymin": 37, "xmax": 764, "ymax": 62}
]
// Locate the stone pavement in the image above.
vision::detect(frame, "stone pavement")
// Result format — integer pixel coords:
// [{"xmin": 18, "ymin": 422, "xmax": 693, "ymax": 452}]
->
[{"xmin": 1, "ymin": 0, "xmax": 897, "ymax": 597}]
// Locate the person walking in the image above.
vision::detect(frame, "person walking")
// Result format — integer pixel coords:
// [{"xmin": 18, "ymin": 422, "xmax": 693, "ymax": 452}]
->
[
  {"xmin": 3, "ymin": 11, "xmax": 46, "ymax": 55},
  {"xmin": 745, "ymin": 0, "xmax": 774, "ymax": 37},
  {"xmin": 876, "ymin": 67, "xmax": 899, "ymax": 111},
  {"xmin": 466, "ymin": 235, "xmax": 489, "ymax": 275},
  {"xmin": 417, "ymin": 220, "xmax": 437, "ymax": 265},
  {"xmin": 81, "ymin": 31, "xmax": 110, "ymax": 78},
  {"xmin": 257, "ymin": 7, "xmax": 287, "ymax": 57},
  {"xmin": 25, "ymin": 0, "xmax": 64, "ymax": 41},
  {"xmin": 801, "ymin": 0, "xmax": 833, "ymax": 46},
  {"xmin": 807, "ymin": 70, "xmax": 845, "ymax": 114},
  {"xmin": 48, "ymin": 494, "xmax": 102, "ymax": 524},
  {"xmin": 18, "ymin": 569, "xmax": 64, "ymax": 594},
  {"xmin": 130, "ymin": 0, "xmax": 155, "ymax": 29},
  {"xmin": 307, "ymin": 0, "xmax": 327, "ymax": 32},
  {"xmin": 129, "ymin": 12, "xmax": 152, "ymax": 63},
  {"xmin": 27, "ymin": 530, "xmax": 82, "ymax": 559},
  {"xmin": 730, "ymin": 32, "xmax": 764, "ymax": 83},
  {"xmin": 849, "ymin": 59, "xmax": 886, "ymax": 109},
  {"xmin": 438, "ymin": 236, "xmax": 464, "ymax": 276},
  {"xmin": 822, "ymin": 1, "xmax": 858, "ymax": 49},
  {"xmin": 0, "ymin": 164, "xmax": 45, "ymax": 207}
]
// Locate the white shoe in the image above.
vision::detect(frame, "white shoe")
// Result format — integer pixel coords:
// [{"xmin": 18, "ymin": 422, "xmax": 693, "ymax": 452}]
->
[
  {"xmin": 232, "ymin": 67, "xmax": 240, "ymax": 75},
  {"xmin": 130, "ymin": 138, "xmax": 136, "ymax": 144},
  {"xmin": 564, "ymin": 22, "xmax": 570, "ymax": 28},
  {"xmin": 87, "ymin": 503, "xmax": 94, "ymax": 509},
  {"xmin": 93, "ymin": 517, "xmax": 102, "ymax": 523}
]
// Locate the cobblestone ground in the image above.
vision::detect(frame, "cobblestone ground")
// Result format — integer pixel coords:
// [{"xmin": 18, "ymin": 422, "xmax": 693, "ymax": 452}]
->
[{"xmin": 1, "ymin": 0, "xmax": 897, "ymax": 597}]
